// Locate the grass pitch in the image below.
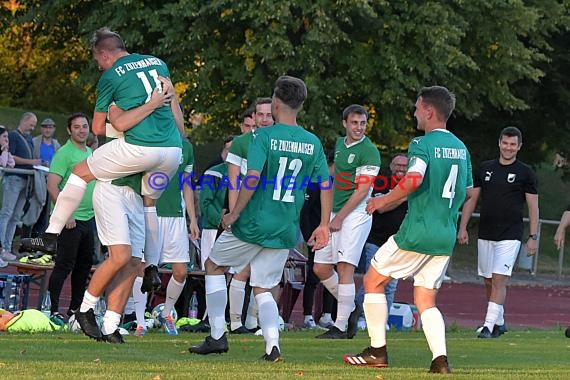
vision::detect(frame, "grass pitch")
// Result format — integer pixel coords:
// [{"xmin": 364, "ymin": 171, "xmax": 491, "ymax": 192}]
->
[{"xmin": 1, "ymin": 328, "xmax": 569, "ymax": 379}]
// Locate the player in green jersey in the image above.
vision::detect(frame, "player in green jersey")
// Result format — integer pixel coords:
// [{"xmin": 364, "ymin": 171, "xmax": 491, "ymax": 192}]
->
[
  {"xmin": 225, "ymin": 98, "xmax": 274, "ymax": 334},
  {"xmin": 21, "ymin": 28, "xmax": 183, "ymax": 295},
  {"xmin": 313, "ymin": 104, "xmax": 381, "ymax": 340},
  {"xmin": 190, "ymin": 76, "xmax": 332, "ymax": 361},
  {"xmin": 343, "ymin": 86, "xmax": 473, "ymax": 374}
]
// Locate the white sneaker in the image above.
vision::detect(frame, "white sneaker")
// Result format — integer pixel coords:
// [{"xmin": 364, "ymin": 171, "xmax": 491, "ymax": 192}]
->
[
  {"xmin": 318, "ymin": 315, "xmax": 334, "ymax": 329},
  {"xmin": 443, "ymin": 274, "xmax": 451, "ymax": 282},
  {"xmin": 1, "ymin": 249, "xmax": 16, "ymax": 261},
  {"xmin": 0, "ymin": 257, "xmax": 7, "ymax": 268},
  {"xmin": 303, "ymin": 318, "xmax": 317, "ymax": 329}
]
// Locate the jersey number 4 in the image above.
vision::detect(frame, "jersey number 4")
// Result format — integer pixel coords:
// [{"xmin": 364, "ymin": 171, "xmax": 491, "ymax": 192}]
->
[
  {"xmin": 442, "ymin": 164, "xmax": 458, "ymax": 208},
  {"xmin": 273, "ymin": 157, "xmax": 303, "ymax": 203},
  {"xmin": 136, "ymin": 69, "xmax": 162, "ymax": 104}
]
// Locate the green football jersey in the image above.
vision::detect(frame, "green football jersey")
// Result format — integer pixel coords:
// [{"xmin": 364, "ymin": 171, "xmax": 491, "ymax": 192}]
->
[
  {"xmin": 332, "ymin": 136, "xmax": 381, "ymax": 212},
  {"xmin": 94, "ymin": 53, "xmax": 181, "ymax": 148},
  {"xmin": 226, "ymin": 131, "xmax": 254, "ymax": 175},
  {"xmin": 156, "ymin": 140, "xmax": 194, "ymax": 217},
  {"xmin": 49, "ymin": 140, "xmax": 95, "ymax": 221},
  {"xmin": 232, "ymin": 124, "xmax": 329, "ymax": 249},
  {"xmin": 200, "ymin": 162, "xmax": 229, "ymax": 229},
  {"xmin": 394, "ymin": 129, "xmax": 473, "ymax": 256}
]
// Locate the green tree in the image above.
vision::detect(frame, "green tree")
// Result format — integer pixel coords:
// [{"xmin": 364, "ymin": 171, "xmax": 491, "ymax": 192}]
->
[
  {"xmin": 3, "ymin": 0, "xmax": 569, "ymax": 168},
  {"xmin": 0, "ymin": 0, "xmax": 94, "ymax": 112}
]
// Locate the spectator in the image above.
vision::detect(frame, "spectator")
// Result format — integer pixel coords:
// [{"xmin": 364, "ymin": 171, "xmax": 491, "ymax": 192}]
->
[
  {"xmin": 33, "ymin": 118, "xmax": 61, "ymax": 167},
  {"xmin": 0, "ymin": 125, "xmax": 16, "ymax": 267},
  {"xmin": 0, "ymin": 112, "xmax": 40, "ymax": 261},
  {"xmin": 0, "ymin": 126, "xmax": 16, "ymax": 169},
  {"xmin": 24, "ymin": 118, "xmax": 60, "ymax": 239},
  {"xmin": 47, "ymin": 113, "xmax": 96, "ymax": 321}
]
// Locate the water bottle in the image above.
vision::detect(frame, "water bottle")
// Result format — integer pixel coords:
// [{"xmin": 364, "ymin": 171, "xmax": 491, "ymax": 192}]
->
[
  {"xmin": 41, "ymin": 291, "xmax": 52, "ymax": 317},
  {"xmin": 188, "ymin": 291, "xmax": 198, "ymax": 319},
  {"xmin": 0, "ymin": 280, "xmax": 5, "ymax": 309},
  {"xmin": 5, "ymin": 278, "xmax": 17, "ymax": 312}
]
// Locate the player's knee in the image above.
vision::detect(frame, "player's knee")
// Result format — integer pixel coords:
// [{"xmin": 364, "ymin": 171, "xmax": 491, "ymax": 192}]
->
[
  {"xmin": 312, "ymin": 263, "xmax": 330, "ymax": 280},
  {"xmin": 72, "ymin": 160, "xmax": 95, "ymax": 182},
  {"xmin": 172, "ymin": 263, "xmax": 187, "ymax": 281}
]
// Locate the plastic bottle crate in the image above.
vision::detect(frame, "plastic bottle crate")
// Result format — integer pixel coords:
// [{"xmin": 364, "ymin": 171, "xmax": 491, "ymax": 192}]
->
[{"xmin": 0, "ymin": 273, "xmax": 31, "ymax": 312}]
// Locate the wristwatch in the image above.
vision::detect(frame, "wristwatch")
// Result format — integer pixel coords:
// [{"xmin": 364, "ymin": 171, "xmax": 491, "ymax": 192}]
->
[{"xmin": 528, "ymin": 234, "xmax": 538, "ymax": 240}]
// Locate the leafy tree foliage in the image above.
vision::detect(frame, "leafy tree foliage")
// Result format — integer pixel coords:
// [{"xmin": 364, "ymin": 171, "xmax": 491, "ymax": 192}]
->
[
  {"xmin": 0, "ymin": 0, "xmax": 95, "ymax": 112},
  {"xmin": 1, "ymin": 0, "xmax": 569, "ymax": 168}
]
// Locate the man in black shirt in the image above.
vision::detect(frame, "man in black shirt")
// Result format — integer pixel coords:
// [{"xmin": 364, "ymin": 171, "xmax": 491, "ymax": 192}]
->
[
  {"xmin": 458, "ymin": 126, "xmax": 539, "ymax": 338},
  {"xmin": 355, "ymin": 154, "xmax": 408, "ymax": 329}
]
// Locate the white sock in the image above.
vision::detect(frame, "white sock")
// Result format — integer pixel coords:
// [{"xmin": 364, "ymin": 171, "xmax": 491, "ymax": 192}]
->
[
  {"xmin": 484, "ymin": 302, "xmax": 501, "ymax": 330},
  {"xmin": 229, "ymin": 279, "xmax": 246, "ymax": 330},
  {"xmin": 321, "ymin": 313, "xmax": 332, "ymax": 321},
  {"xmin": 496, "ymin": 304, "xmax": 505, "ymax": 326},
  {"xmin": 421, "ymin": 307, "xmax": 447, "ymax": 360},
  {"xmin": 46, "ymin": 174, "xmax": 86, "ymax": 234},
  {"xmin": 304, "ymin": 315, "xmax": 314, "ymax": 323},
  {"xmin": 132, "ymin": 277, "xmax": 147, "ymax": 327},
  {"xmin": 256, "ymin": 292, "xmax": 280, "ymax": 355},
  {"xmin": 364, "ymin": 293, "xmax": 388, "ymax": 348},
  {"xmin": 143, "ymin": 207, "xmax": 160, "ymax": 266},
  {"xmin": 101, "ymin": 310, "xmax": 121, "ymax": 335},
  {"xmin": 244, "ymin": 289, "xmax": 258, "ymax": 329},
  {"xmin": 205, "ymin": 275, "xmax": 227, "ymax": 340},
  {"xmin": 79, "ymin": 291, "xmax": 99, "ymax": 313},
  {"xmin": 321, "ymin": 272, "xmax": 339, "ymax": 299},
  {"xmin": 162, "ymin": 277, "xmax": 185, "ymax": 317},
  {"xmin": 334, "ymin": 283, "xmax": 355, "ymax": 332}
]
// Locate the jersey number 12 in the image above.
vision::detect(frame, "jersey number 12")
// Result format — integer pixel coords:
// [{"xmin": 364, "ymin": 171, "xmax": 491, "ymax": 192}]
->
[{"xmin": 273, "ymin": 157, "xmax": 303, "ymax": 203}]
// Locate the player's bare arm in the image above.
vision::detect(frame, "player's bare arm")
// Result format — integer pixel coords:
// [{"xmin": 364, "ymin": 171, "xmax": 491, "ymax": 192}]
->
[
  {"xmin": 554, "ymin": 211, "xmax": 570, "ymax": 250},
  {"xmin": 183, "ymin": 170, "xmax": 200, "ymax": 241},
  {"xmin": 330, "ymin": 174, "xmax": 374, "ymax": 232},
  {"xmin": 227, "ymin": 162, "xmax": 241, "ymax": 212},
  {"xmin": 221, "ymin": 169, "xmax": 260, "ymax": 229},
  {"xmin": 457, "ymin": 186, "xmax": 480, "ymax": 245},
  {"xmin": 525, "ymin": 193, "xmax": 539, "ymax": 256},
  {"xmin": 108, "ymin": 87, "xmax": 173, "ymax": 132},
  {"xmin": 374, "ymin": 193, "xmax": 407, "ymax": 214},
  {"xmin": 159, "ymin": 76, "xmax": 185, "ymax": 136},
  {"xmin": 366, "ymin": 171, "xmax": 424, "ymax": 214}
]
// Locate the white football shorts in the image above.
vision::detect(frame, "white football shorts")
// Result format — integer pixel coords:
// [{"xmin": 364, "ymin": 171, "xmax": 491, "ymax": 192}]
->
[
  {"xmin": 92, "ymin": 180, "xmax": 144, "ymax": 259},
  {"xmin": 314, "ymin": 210, "xmax": 372, "ymax": 267},
  {"xmin": 157, "ymin": 216, "xmax": 190, "ymax": 264},
  {"xmin": 209, "ymin": 231, "xmax": 288, "ymax": 289},
  {"xmin": 370, "ymin": 236, "xmax": 450, "ymax": 290},
  {"xmin": 477, "ymin": 239, "xmax": 521, "ymax": 278},
  {"xmin": 86, "ymin": 137, "xmax": 181, "ymax": 199}
]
